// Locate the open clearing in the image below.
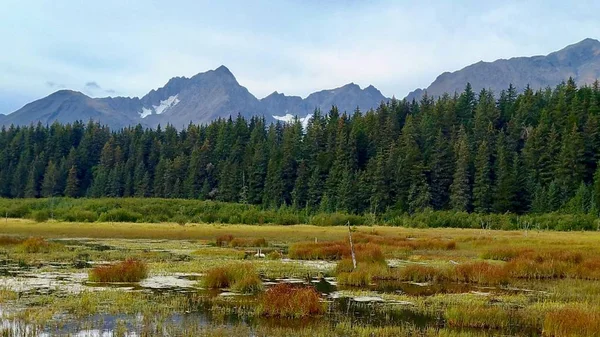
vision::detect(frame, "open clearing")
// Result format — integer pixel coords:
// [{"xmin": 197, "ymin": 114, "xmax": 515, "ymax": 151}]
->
[{"xmin": 0, "ymin": 219, "xmax": 599, "ymax": 336}]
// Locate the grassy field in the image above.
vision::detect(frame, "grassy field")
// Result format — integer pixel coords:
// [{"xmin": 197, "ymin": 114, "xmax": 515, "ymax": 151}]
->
[{"xmin": 1, "ymin": 219, "xmax": 600, "ymax": 336}]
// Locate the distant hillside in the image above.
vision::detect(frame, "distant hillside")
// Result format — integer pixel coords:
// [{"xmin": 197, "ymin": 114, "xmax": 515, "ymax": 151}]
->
[
  {"xmin": 2, "ymin": 66, "xmax": 388, "ymax": 129},
  {"xmin": 407, "ymin": 38, "xmax": 600, "ymax": 100}
]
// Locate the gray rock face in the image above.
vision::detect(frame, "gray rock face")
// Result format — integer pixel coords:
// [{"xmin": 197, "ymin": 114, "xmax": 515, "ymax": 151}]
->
[
  {"xmin": 3, "ymin": 90, "xmax": 142, "ymax": 129},
  {"xmin": 261, "ymin": 83, "xmax": 388, "ymax": 119},
  {"xmin": 406, "ymin": 38, "xmax": 600, "ymax": 100},
  {"xmin": 2, "ymin": 65, "xmax": 389, "ymax": 129}
]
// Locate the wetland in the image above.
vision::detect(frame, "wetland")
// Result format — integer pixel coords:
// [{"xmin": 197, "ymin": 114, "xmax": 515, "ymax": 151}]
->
[{"xmin": 0, "ymin": 219, "xmax": 599, "ymax": 336}]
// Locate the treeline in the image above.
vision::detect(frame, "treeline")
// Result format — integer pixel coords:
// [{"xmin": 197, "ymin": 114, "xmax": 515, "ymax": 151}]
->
[
  {"xmin": 1, "ymin": 198, "xmax": 598, "ymax": 231},
  {"xmin": 2, "ymin": 79, "xmax": 600, "ymax": 216}
]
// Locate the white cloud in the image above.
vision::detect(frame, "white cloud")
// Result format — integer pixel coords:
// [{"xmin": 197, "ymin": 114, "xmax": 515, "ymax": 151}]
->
[{"xmin": 1, "ymin": 0, "xmax": 600, "ymax": 114}]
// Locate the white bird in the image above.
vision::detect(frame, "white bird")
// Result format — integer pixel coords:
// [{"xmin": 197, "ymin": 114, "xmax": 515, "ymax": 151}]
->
[{"xmin": 254, "ymin": 249, "xmax": 265, "ymax": 258}]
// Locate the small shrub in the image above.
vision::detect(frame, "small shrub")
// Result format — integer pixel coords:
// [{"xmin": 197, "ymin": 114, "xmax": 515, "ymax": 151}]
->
[
  {"xmin": 88, "ymin": 259, "xmax": 148, "ymax": 282},
  {"xmin": 62, "ymin": 210, "xmax": 98, "ymax": 222},
  {"xmin": 173, "ymin": 215, "xmax": 188, "ymax": 226},
  {"xmin": 259, "ymin": 283, "xmax": 324, "ymax": 318},
  {"xmin": 309, "ymin": 213, "xmax": 366, "ymax": 227},
  {"xmin": 31, "ymin": 210, "xmax": 51, "ymax": 223},
  {"xmin": 98, "ymin": 209, "xmax": 142, "ymax": 223}
]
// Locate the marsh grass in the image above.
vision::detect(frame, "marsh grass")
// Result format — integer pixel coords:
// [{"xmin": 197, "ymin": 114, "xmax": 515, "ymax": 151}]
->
[
  {"xmin": 454, "ymin": 261, "xmax": 510, "ymax": 285},
  {"xmin": 228, "ymin": 237, "xmax": 268, "ymax": 247},
  {"xmin": 4, "ymin": 221, "xmax": 600, "ymax": 336},
  {"xmin": 397, "ymin": 264, "xmax": 451, "ymax": 283},
  {"xmin": 258, "ymin": 283, "xmax": 324, "ymax": 318},
  {"xmin": 88, "ymin": 259, "xmax": 148, "ymax": 282},
  {"xmin": 0, "ymin": 235, "xmax": 24, "ymax": 246},
  {"xmin": 202, "ymin": 263, "xmax": 263, "ymax": 293},
  {"xmin": 288, "ymin": 241, "xmax": 385, "ymax": 262},
  {"xmin": 20, "ymin": 237, "xmax": 56, "ymax": 253},
  {"xmin": 216, "ymin": 234, "xmax": 234, "ymax": 247},
  {"xmin": 543, "ymin": 305, "xmax": 600, "ymax": 337},
  {"xmin": 266, "ymin": 250, "xmax": 283, "ymax": 260}
]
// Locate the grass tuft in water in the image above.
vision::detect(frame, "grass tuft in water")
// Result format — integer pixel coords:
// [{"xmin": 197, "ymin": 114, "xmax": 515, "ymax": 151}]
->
[
  {"xmin": 202, "ymin": 263, "xmax": 263, "ymax": 293},
  {"xmin": 258, "ymin": 283, "xmax": 324, "ymax": 318},
  {"xmin": 89, "ymin": 259, "xmax": 148, "ymax": 282}
]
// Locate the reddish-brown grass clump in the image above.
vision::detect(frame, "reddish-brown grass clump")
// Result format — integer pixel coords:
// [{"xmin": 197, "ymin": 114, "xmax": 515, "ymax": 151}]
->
[
  {"xmin": 397, "ymin": 264, "xmax": 450, "ymax": 283},
  {"xmin": 288, "ymin": 241, "xmax": 385, "ymax": 263},
  {"xmin": 216, "ymin": 235, "xmax": 268, "ymax": 247},
  {"xmin": 353, "ymin": 233, "xmax": 456, "ymax": 251},
  {"xmin": 21, "ymin": 237, "xmax": 51, "ymax": 253},
  {"xmin": 259, "ymin": 283, "xmax": 324, "ymax": 318},
  {"xmin": 544, "ymin": 305, "xmax": 600, "ymax": 337},
  {"xmin": 0, "ymin": 236, "xmax": 24, "ymax": 246},
  {"xmin": 228, "ymin": 237, "xmax": 268, "ymax": 247},
  {"xmin": 480, "ymin": 247, "xmax": 533, "ymax": 261},
  {"xmin": 454, "ymin": 261, "xmax": 510, "ymax": 285},
  {"xmin": 288, "ymin": 241, "xmax": 350, "ymax": 260},
  {"xmin": 89, "ymin": 259, "xmax": 148, "ymax": 283},
  {"xmin": 203, "ymin": 263, "xmax": 263, "ymax": 293},
  {"xmin": 216, "ymin": 234, "xmax": 235, "ymax": 247}
]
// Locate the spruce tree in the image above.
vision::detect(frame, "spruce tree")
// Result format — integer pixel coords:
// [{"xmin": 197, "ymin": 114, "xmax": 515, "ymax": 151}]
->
[
  {"xmin": 64, "ymin": 165, "xmax": 79, "ymax": 197},
  {"xmin": 41, "ymin": 161, "xmax": 59, "ymax": 197},
  {"xmin": 429, "ymin": 130, "xmax": 453, "ymax": 210},
  {"xmin": 449, "ymin": 128, "xmax": 471, "ymax": 211},
  {"xmin": 473, "ymin": 141, "xmax": 493, "ymax": 213}
]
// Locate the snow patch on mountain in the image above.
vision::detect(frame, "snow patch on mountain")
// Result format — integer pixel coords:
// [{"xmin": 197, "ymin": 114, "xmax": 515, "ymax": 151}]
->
[
  {"xmin": 155, "ymin": 95, "xmax": 180, "ymax": 115},
  {"xmin": 273, "ymin": 113, "xmax": 313, "ymax": 129},
  {"xmin": 140, "ymin": 107, "xmax": 153, "ymax": 118},
  {"xmin": 273, "ymin": 114, "xmax": 295, "ymax": 123},
  {"xmin": 139, "ymin": 95, "xmax": 180, "ymax": 118}
]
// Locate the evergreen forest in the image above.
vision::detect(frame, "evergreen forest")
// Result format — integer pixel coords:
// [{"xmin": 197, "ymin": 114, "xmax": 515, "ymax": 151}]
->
[{"xmin": 2, "ymin": 80, "xmax": 600, "ymax": 218}]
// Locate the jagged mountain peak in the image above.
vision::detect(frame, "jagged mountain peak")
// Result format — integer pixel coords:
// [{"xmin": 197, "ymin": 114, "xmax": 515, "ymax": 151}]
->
[
  {"xmin": 0, "ymin": 65, "xmax": 374, "ymax": 129},
  {"xmin": 214, "ymin": 65, "xmax": 234, "ymax": 75}
]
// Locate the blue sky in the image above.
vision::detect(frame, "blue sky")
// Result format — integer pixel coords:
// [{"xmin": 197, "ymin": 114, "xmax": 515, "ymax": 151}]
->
[{"xmin": 1, "ymin": 0, "xmax": 600, "ymax": 114}]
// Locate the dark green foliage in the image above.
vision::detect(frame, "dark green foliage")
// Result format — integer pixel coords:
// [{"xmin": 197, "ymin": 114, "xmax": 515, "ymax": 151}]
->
[
  {"xmin": 0, "ymin": 83, "xmax": 599, "ymax": 218},
  {"xmin": 0, "ymin": 197, "xmax": 597, "ymax": 231}
]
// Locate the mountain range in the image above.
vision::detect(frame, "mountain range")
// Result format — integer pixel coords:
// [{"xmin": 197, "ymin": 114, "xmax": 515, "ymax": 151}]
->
[
  {"xmin": 407, "ymin": 38, "xmax": 600, "ymax": 100},
  {"xmin": 2, "ymin": 38, "xmax": 600, "ymax": 129},
  {"xmin": 1, "ymin": 66, "xmax": 387, "ymax": 129}
]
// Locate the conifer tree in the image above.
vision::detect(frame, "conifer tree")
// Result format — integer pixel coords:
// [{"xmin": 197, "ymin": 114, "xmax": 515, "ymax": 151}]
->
[
  {"xmin": 449, "ymin": 128, "xmax": 471, "ymax": 211},
  {"xmin": 473, "ymin": 141, "xmax": 493, "ymax": 213},
  {"xmin": 429, "ymin": 130, "xmax": 453, "ymax": 209},
  {"xmin": 41, "ymin": 161, "xmax": 59, "ymax": 197},
  {"xmin": 64, "ymin": 165, "xmax": 79, "ymax": 197}
]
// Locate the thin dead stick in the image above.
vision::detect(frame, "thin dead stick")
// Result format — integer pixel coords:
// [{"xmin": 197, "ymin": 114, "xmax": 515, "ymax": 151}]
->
[{"xmin": 347, "ymin": 221, "xmax": 357, "ymax": 270}]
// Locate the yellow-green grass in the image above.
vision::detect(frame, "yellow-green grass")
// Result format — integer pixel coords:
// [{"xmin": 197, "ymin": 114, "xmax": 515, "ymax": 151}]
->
[{"xmin": 4, "ymin": 218, "xmax": 600, "ymax": 249}]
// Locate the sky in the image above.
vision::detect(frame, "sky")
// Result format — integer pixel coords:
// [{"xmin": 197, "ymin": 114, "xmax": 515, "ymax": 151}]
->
[{"xmin": 1, "ymin": 0, "xmax": 600, "ymax": 115}]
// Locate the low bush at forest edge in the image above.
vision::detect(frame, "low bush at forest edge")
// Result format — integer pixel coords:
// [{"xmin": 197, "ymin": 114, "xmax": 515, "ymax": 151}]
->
[{"xmin": 1, "ymin": 197, "xmax": 599, "ymax": 231}]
